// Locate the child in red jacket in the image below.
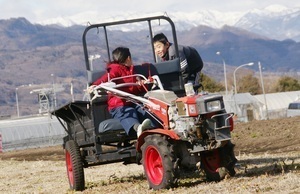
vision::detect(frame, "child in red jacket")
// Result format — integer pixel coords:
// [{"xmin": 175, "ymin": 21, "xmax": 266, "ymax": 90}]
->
[{"xmin": 90, "ymin": 47, "xmax": 152, "ymax": 137}]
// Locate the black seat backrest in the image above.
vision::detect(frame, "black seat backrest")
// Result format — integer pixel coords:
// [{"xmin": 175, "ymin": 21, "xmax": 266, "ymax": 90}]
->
[
  {"xmin": 134, "ymin": 58, "xmax": 184, "ymax": 93},
  {"xmin": 87, "ymin": 70, "xmax": 106, "ymax": 85},
  {"xmin": 86, "ymin": 70, "xmax": 112, "ymax": 130}
]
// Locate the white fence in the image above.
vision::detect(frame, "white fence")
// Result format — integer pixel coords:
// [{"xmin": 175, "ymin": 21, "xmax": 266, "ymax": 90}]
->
[{"xmin": 0, "ymin": 115, "xmax": 65, "ymax": 152}]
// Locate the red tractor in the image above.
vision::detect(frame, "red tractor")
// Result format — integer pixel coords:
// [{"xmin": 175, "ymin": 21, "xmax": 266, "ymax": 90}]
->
[{"xmin": 51, "ymin": 15, "xmax": 237, "ymax": 191}]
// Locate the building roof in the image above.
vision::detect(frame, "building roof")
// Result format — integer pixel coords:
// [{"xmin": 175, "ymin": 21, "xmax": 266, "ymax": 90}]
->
[
  {"xmin": 254, "ymin": 90, "xmax": 300, "ymax": 110},
  {"xmin": 0, "ymin": 115, "xmax": 65, "ymax": 146}
]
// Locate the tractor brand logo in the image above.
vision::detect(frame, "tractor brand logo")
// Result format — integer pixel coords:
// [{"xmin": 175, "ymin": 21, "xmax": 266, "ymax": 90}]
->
[
  {"xmin": 150, "ymin": 103, "xmax": 160, "ymax": 110},
  {"xmin": 161, "ymin": 108, "xmax": 167, "ymax": 115}
]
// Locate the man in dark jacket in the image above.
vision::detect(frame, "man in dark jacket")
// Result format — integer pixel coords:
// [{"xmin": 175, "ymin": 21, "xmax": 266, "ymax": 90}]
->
[{"xmin": 153, "ymin": 33, "xmax": 203, "ymax": 85}]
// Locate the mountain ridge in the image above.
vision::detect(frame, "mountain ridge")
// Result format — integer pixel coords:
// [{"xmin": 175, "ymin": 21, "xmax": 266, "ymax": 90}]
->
[
  {"xmin": 1, "ymin": 17, "xmax": 299, "ymax": 71},
  {"xmin": 0, "ymin": 17, "xmax": 299, "ymax": 116}
]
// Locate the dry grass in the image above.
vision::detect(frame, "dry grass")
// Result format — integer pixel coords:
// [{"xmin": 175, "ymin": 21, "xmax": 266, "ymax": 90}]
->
[{"xmin": 0, "ymin": 151, "xmax": 299, "ymax": 194}]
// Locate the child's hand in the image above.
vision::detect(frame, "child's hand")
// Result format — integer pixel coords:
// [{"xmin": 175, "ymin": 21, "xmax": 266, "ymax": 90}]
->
[
  {"xmin": 136, "ymin": 80, "xmax": 146, "ymax": 86},
  {"xmin": 87, "ymin": 85, "xmax": 96, "ymax": 93}
]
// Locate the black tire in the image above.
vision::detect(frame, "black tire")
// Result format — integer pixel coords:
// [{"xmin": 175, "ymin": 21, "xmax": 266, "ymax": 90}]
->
[
  {"xmin": 65, "ymin": 140, "xmax": 85, "ymax": 191},
  {"xmin": 141, "ymin": 134, "xmax": 177, "ymax": 190},
  {"xmin": 201, "ymin": 149, "xmax": 225, "ymax": 181},
  {"xmin": 220, "ymin": 141, "xmax": 237, "ymax": 177}
]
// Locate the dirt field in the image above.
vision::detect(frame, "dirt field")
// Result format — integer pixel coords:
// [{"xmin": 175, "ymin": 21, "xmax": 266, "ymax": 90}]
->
[{"xmin": 0, "ymin": 116, "xmax": 299, "ymax": 193}]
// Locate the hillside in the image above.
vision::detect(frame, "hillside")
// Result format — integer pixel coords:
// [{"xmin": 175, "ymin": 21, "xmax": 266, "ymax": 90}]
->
[
  {"xmin": 0, "ymin": 17, "xmax": 300, "ymax": 117},
  {"xmin": 178, "ymin": 25, "xmax": 300, "ymax": 72}
]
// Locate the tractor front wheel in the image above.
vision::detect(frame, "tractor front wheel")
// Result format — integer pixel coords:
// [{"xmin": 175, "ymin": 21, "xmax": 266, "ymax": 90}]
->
[
  {"xmin": 141, "ymin": 134, "xmax": 177, "ymax": 190},
  {"xmin": 65, "ymin": 140, "xmax": 85, "ymax": 191}
]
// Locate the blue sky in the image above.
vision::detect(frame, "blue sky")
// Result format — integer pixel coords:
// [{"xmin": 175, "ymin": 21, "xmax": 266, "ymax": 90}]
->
[{"xmin": 1, "ymin": 0, "xmax": 300, "ymax": 23}]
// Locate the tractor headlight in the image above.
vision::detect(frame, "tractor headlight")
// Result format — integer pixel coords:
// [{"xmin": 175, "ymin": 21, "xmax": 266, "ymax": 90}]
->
[
  {"xmin": 206, "ymin": 100, "xmax": 221, "ymax": 112},
  {"xmin": 195, "ymin": 94, "xmax": 224, "ymax": 114}
]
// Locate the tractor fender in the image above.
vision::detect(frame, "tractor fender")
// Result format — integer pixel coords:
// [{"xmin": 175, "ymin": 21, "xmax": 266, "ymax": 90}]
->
[{"xmin": 136, "ymin": 129, "xmax": 180, "ymax": 152}]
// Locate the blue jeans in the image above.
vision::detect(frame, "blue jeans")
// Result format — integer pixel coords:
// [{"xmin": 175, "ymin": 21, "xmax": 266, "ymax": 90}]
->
[{"xmin": 109, "ymin": 104, "xmax": 152, "ymax": 135}]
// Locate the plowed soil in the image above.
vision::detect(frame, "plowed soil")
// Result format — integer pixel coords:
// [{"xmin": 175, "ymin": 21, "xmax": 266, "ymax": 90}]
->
[{"xmin": 0, "ymin": 116, "xmax": 299, "ymax": 193}]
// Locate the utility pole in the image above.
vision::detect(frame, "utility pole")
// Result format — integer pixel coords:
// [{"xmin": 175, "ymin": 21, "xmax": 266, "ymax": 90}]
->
[
  {"xmin": 258, "ymin": 61, "xmax": 269, "ymax": 120},
  {"xmin": 51, "ymin": 74, "xmax": 57, "ymax": 110},
  {"xmin": 216, "ymin": 51, "xmax": 228, "ymax": 96},
  {"xmin": 15, "ymin": 88, "xmax": 20, "ymax": 117}
]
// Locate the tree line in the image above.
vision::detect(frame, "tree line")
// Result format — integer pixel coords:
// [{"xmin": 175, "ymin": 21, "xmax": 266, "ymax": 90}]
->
[{"xmin": 200, "ymin": 73, "xmax": 300, "ymax": 95}]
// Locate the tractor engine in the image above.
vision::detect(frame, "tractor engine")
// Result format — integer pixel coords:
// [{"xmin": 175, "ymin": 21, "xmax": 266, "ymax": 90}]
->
[{"xmin": 168, "ymin": 93, "xmax": 232, "ymax": 148}]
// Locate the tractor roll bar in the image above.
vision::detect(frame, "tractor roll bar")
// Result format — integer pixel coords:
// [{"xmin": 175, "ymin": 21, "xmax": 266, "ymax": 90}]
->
[{"xmin": 82, "ymin": 15, "xmax": 179, "ymax": 71}]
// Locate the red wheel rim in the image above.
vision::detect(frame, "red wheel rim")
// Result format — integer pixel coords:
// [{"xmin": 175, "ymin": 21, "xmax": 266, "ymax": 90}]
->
[
  {"xmin": 65, "ymin": 151, "xmax": 74, "ymax": 186},
  {"xmin": 145, "ymin": 145, "xmax": 163, "ymax": 185},
  {"xmin": 202, "ymin": 150, "xmax": 221, "ymax": 173}
]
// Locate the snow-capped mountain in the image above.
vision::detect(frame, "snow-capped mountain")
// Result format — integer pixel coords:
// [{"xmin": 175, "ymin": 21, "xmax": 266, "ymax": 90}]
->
[
  {"xmin": 37, "ymin": 10, "xmax": 242, "ymax": 29},
  {"xmin": 36, "ymin": 5, "xmax": 300, "ymax": 41},
  {"xmin": 235, "ymin": 5, "xmax": 300, "ymax": 41}
]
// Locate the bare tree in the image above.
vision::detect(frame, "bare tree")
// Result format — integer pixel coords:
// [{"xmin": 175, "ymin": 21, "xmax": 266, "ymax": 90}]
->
[{"xmin": 238, "ymin": 74, "xmax": 261, "ymax": 95}]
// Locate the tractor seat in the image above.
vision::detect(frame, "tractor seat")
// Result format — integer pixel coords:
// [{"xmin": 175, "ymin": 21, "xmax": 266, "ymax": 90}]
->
[
  {"xmin": 97, "ymin": 118, "xmax": 137, "ymax": 144},
  {"xmin": 98, "ymin": 118, "xmax": 124, "ymax": 133}
]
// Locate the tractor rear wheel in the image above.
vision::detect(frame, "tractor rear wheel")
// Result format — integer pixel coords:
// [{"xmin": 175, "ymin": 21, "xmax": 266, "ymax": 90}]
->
[
  {"xmin": 65, "ymin": 140, "xmax": 85, "ymax": 191},
  {"xmin": 141, "ymin": 134, "xmax": 177, "ymax": 190},
  {"xmin": 201, "ymin": 149, "xmax": 226, "ymax": 181}
]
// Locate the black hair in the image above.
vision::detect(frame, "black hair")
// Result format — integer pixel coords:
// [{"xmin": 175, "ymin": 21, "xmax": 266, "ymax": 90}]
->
[
  {"xmin": 153, "ymin": 33, "xmax": 169, "ymax": 45},
  {"xmin": 111, "ymin": 47, "xmax": 131, "ymax": 64}
]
